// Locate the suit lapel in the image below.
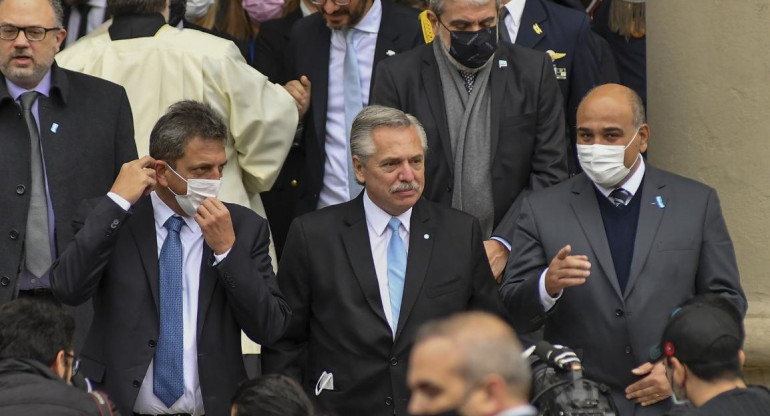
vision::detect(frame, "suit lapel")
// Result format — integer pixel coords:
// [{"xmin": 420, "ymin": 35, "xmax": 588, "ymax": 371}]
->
[
  {"xmin": 394, "ymin": 200, "xmax": 433, "ymax": 341},
  {"xmin": 489, "ymin": 47, "xmax": 510, "ymax": 161},
  {"xmin": 196, "ymin": 243, "xmax": 217, "ymax": 342},
  {"xmin": 516, "ymin": 0, "xmax": 547, "ymax": 49},
  {"xmin": 304, "ymin": 18, "xmax": 331, "ymax": 149},
  {"xmin": 341, "ymin": 198, "xmax": 389, "ymax": 326},
  {"xmin": 371, "ymin": 0, "xmax": 402, "ymax": 97},
  {"xmin": 625, "ymin": 166, "xmax": 668, "ymax": 298},
  {"xmin": 569, "ymin": 176, "xmax": 623, "ymax": 300},
  {"xmin": 421, "ymin": 46, "xmax": 454, "ymax": 173},
  {"xmin": 127, "ymin": 197, "xmax": 161, "ymax": 311}
]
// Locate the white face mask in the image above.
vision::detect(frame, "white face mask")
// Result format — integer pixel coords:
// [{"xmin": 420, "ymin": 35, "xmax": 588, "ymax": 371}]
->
[
  {"xmin": 577, "ymin": 127, "xmax": 641, "ymax": 188},
  {"xmin": 185, "ymin": 0, "xmax": 215, "ymax": 21},
  {"xmin": 167, "ymin": 165, "xmax": 221, "ymax": 217}
]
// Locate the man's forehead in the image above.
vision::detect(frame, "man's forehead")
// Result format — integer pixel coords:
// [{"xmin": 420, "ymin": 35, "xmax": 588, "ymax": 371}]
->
[
  {"xmin": 0, "ymin": 0, "xmax": 56, "ymax": 23},
  {"xmin": 441, "ymin": 0, "xmax": 497, "ymax": 19}
]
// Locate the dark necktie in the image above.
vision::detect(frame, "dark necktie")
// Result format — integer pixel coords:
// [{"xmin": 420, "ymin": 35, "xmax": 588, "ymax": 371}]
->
[
  {"xmin": 154, "ymin": 216, "xmax": 185, "ymax": 408},
  {"xmin": 498, "ymin": 6, "xmax": 512, "ymax": 43},
  {"xmin": 20, "ymin": 91, "xmax": 52, "ymax": 278},
  {"xmin": 76, "ymin": 3, "xmax": 91, "ymax": 39},
  {"xmin": 609, "ymin": 188, "xmax": 632, "ymax": 207},
  {"xmin": 387, "ymin": 218, "xmax": 406, "ymax": 331},
  {"xmin": 458, "ymin": 70, "xmax": 476, "ymax": 94}
]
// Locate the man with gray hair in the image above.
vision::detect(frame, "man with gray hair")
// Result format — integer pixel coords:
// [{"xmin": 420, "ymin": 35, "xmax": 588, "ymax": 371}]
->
[
  {"xmin": 372, "ymin": 0, "xmax": 568, "ymax": 283},
  {"xmin": 51, "ymin": 100, "xmax": 290, "ymax": 416},
  {"xmin": 263, "ymin": 105, "xmax": 505, "ymax": 416},
  {"xmin": 408, "ymin": 311, "xmax": 536, "ymax": 416}
]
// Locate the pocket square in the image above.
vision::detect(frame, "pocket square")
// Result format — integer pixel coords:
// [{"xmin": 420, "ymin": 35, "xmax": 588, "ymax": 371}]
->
[{"xmin": 315, "ymin": 371, "xmax": 334, "ymax": 396}]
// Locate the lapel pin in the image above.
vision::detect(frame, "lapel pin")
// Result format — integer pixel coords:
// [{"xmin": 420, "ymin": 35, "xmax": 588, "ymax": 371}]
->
[
  {"xmin": 498, "ymin": 59, "xmax": 507, "ymax": 68},
  {"xmin": 655, "ymin": 196, "xmax": 665, "ymax": 209},
  {"xmin": 423, "ymin": 234, "xmax": 430, "ymax": 240},
  {"xmin": 386, "ymin": 50, "xmax": 396, "ymax": 56},
  {"xmin": 533, "ymin": 23, "xmax": 543, "ymax": 35},
  {"xmin": 50, "ymin": 123, "xmax": 59, "ymax": 133}
]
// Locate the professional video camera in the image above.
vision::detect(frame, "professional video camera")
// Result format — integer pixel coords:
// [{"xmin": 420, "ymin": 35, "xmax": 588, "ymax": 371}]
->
[{"xmin": 525, "ymin": 341, "xmax": 618, "ymax": 416}]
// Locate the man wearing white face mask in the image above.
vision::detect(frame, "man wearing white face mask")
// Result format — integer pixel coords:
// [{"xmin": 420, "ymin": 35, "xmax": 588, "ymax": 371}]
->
[
  {"xmin": 50, "ymin": 100, "xmax": 291, "ymax": 416},
  {"xmin": 500, "ymin": 83, "xmax": 746, "ymax": 416}
]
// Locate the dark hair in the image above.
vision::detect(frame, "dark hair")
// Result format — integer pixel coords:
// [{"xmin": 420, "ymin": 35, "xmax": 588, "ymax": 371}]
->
[
  {"xmin": 149, "ymin": 100, "xmax": 228, "ymax": 166},
  {"xmin": 107, "ymin": 0, "xmax": 167, "ymax": 16},
  {"xmin": 0, "ymin": 299, "xmax": 75, "ymax": 366},
  {"xmin": 232, "ymin": 374, "xmax": 314, "ymax": 416}
]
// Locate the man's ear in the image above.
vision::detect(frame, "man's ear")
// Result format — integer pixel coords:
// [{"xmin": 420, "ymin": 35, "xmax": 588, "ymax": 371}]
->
[
  {"xmin": 51, "ymin": 350, "xmax": 67, "ymax": 379},
  {"xmin": 353, "ymin": 156, "xmax": 366, "ymax": 185},
  {"xmin": 155, "ymin": 160, "xmax": 170, "ymax": 188},
  {"xmin": 739, "ymin": 350, "xmax": 746, "ymax": 368}
]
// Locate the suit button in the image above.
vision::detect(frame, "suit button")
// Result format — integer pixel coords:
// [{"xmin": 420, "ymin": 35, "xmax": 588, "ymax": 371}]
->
[
  {"xmin": 132, "ymin": 380, "xmax": 141, "ymax": 388},
  {"xmin": 148, "ymin": 339, "xmax": 156, "ymax": 348},
  {"xmin": 0, "ymin": 276, "xmax": 9, "ymax": 286},
  {"xmin": 9, "ymin": 229, "xmax": 19, "ymax": 240},
  {"xmin": 625, "ymin": 345, "xmax": 632, "ymax": 354},
  {"xmin": 385, "ymin": 397, "xmax": 393, "ymax": 406},
  {"xmin": 390, "ymin": 357, "xmax": 398, "ymax": 366},
  {"xmin": 615, "ymin": 309, "xmax": 624, "ymax": 317},
  {"xmin": 290, "ymin": 179, "xmax": 298, "ymax": 187},
  {"xmin": 15, "ymin": 185, "xmax": 25, "ymax": 195},
  {"xmin": 110, "ymin": 219, "xmax": 120, "ymax": 229}
]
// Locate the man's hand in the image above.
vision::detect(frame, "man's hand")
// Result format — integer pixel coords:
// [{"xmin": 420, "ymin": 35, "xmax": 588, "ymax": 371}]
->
[
  {"xmin": 109, "ymin": 156, "xmax": 157, "ymax": 205},
  {"xmin": 196, "ymin": 198, "xmax": 235, "ymax": 255},
  {"xmin": 544, "ymin": 245, "xmax": 590, "ymax": 297},
  {"xmin": 626, "ymin": 362, "xmax": 671, "ymax": 406},
  {"xmin": 484, "ymin": 239, "xmax": 509, "ymax": 284},
  {"xmin": 284, "ymin": 75, "xmax": 312, "ymax": 119}
]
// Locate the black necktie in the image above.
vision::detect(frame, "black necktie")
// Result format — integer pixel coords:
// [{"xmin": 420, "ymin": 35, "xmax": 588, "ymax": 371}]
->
[
  {"xmin": 458, "ymin": 70, "xmax": 476, "ymax": 94},
  {"xmin": 498, "ymin": 7, "xmax": 512, "ymax": 43},
  {"xmin": 609, "ymin": 188, "xmax": 632, "ymax": 207},
  {"xmin": 77, "ymin": 3, "xmax": 91, "ymax": 39}
]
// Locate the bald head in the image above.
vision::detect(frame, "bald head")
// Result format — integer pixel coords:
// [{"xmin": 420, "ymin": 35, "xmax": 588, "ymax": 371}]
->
[{"xmin": 579, "ymin": 83, "xmax": 646, "ymax": 129}]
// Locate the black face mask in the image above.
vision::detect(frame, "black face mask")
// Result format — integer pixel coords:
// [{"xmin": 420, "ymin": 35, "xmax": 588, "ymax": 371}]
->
[{"xmin": 438, "ymin": 19, "xmax": 498, "ymax": 68}]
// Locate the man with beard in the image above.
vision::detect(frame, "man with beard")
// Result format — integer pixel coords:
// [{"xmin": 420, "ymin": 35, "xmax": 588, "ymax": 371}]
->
[
  {"xmin": 262, "ymin": 106, "xmax": 505, "ymax": 416},
  {"xmin": 371, "ymin": 0, "xmax": 568, "ymax": 284},
  {"xmin": 259, "ymin": 0, "xmax": 423, "ymax": 260}
]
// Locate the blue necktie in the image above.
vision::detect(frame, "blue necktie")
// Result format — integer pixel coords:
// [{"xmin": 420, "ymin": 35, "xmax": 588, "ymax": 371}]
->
[
  {"xmin": 154, "ymin": 216, "xmax": 185, "ymax": 408},
  {"xmin": 343, "ymin": 28, "xmax": 364, "ymax": 199},
  {"xmin": 387, "ymin": 218, "xmax": 406, "ymax": 330}
]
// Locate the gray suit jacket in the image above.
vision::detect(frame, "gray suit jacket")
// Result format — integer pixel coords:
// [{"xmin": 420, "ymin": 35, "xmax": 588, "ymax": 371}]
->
[{"xmin": 501, "ymin": 165, "xmax": 746, "ymax": 416}]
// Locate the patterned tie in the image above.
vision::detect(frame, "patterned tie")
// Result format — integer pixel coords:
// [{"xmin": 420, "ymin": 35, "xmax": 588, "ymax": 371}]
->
[
  {"xmin": 458, "ymin": 70, "xmax": 476, "ymax": 94},
  {"xmin": 343, "ymin": 28, "xmax": 364, "ymax": 199},
  {"xmin": 609, "ymin": 188, "xmax": 632, "ymax": 207},
  {"xmin": 20, "ymin": 91, "xmax": 52, "ymax": 278},
  {"xmin": 387, "ymin": 218, "xmax": 407, "ymax": 331},
  {"xmin": 154, "ymin": 216, "xmax": 185, "ymax": 408}
]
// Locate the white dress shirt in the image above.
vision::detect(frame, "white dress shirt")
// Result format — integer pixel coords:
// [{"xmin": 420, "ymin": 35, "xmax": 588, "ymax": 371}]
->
[
  {"xmin": 363, "ymin": 190, "xmax": 411, "ymax": 337},
  {"xmin": 538, "ymin": 157, "xmax": 646, "ymax": 310},
  {"xmin": 317, "ymin": 0, "xmax": 382, "ymax": 209},
  {"xmin": 65, "ymin": 0, "xmax": 107, "ymax": 46},
  {"xmin": 503, "ymin": 0, "xmax": 527, "ymax": 43}
]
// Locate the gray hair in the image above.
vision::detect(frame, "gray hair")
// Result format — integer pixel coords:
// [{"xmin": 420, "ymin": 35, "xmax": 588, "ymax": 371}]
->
[
  {"xmin": 107, "ymin": 0, "xmax": 166, "ymax": 16},
  {"xmin": 429, "ymin": 0, "xmax": 500, "ymax": 17},
  {"xmin": 149, "ymin": 100, "xmax": 228, "ymax": 165},
  {"xmin": 0, "ymin": 0, "xmax": 65, "ymax": 26},
  {"xmin": 415, "ymin": 312, "xmax": 531, "ymax": 397},
  {"xmin": 350, "ymin": 105, "xmax": 428, "ymax": 165}
]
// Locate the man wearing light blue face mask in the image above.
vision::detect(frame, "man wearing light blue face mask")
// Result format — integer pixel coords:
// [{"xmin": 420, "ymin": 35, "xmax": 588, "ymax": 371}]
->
[
  {"xmin": 501, "ymin": 83, "xmax": 746, "ymax": 416},
  {"xmin": 50, "ymin": 100, "xmax": 291, "ymax": 416}
]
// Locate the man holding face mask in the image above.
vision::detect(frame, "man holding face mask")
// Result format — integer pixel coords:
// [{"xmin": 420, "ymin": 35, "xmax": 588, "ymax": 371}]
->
[
  {"xmin": 372, "ymin": 0, "xmax": 567, "ymax": 284},
  {"xmin": 50, "ymin": 101, "xmax": 290, "ymax": 416}
]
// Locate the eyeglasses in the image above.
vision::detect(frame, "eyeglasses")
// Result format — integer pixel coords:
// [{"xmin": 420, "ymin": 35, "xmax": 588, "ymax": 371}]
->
[
  {"xmin": 310, "ymin": 0, "xmax": 351, "ymax": 6},
  {"xmin": 0, "ymin": 25, "xmax": 61, "ymax": 41},
  {"xmin": 65, "ymin": 352, "xmax": 81, "ymax": 377}
]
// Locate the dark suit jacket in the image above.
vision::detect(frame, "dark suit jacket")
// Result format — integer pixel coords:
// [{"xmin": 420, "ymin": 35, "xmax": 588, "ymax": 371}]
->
[
  {"xmin": 262, "ymin": 196, "xmax": 505, "ymax": 416},
  {"xmin": 253, "ymin": 8, "xmax": 303, "ymax": 84},
  {"xmin": 372, "ymin": 41, "xmax": 568, "ymax": 243},
  {"xmin": 516, "ymin": 0, "xmax": 619, "ymax": 173},
  {"xmin": 50, "ymin": 196, "xmax": 291, "ymax": 416},
  {"xmin": 501, "ymin": 165, "xmax": 746, "ymax": 416},
  {"xmin": 260, "ymin": 0, "xmax": 423, "ymax": 259}
]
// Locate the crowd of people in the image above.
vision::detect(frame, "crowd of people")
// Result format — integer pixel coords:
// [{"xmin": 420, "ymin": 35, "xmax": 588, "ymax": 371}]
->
[{"xmin": 0, "ymin": 0, "xmax": 765, "ymax": 415}]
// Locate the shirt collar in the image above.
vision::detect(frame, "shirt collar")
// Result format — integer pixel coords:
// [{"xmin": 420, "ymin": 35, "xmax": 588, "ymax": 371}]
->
[
  {"xmin": 496, "ymin": 405, "xmax": 538, "ymax": 416},
  {"xmin": 594, "ymin": 155, "xmax": 646, "ymax": 198},
  {"xmin": 503, "ymin": 0, "xmax": 526, "ymax": 29},
  {"xmin": 5, "ymin": 69, "xmax": 52, "ymax": 100},
  {"xmin": 363, "ymin": 190, "xmax": 412, "ymax": 237},
  {"xmin": 299, "ymin": 0, "xmax": 314, "ymax": 17},
  {"xmin": 352, "ymin": 0, "xmax": 381, "ymax": 34},
  {"xmin": 150, "ymin": 191, "xmax": 201, "ymax": 234}
]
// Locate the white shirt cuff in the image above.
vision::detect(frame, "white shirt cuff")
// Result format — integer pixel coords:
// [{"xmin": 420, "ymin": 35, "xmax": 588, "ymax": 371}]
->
[
  {"xmin": 539, "ymin": 268, "xmax": 562, "ymax": 311},
  {"xmin": 490, "ymin": 236, "xmax": 511, "ymax": 252},
  {"xmin": 107, "ymin": 192, "xmax": 131, "ymax": 211},
  {"xmin": 212, "ymin": 248, "xmax": 231, "ymax": 265}
]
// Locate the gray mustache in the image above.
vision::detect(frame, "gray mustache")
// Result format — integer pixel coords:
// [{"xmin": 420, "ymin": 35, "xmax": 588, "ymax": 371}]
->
[{"xmin": 390, "ymin": 182, "xmax": 420, "ymax": 193}]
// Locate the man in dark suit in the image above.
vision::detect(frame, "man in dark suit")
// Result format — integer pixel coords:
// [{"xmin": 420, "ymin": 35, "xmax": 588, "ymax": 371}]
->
[
  {"xmin": 0, "ymin": 0, "xmax": 136, "ymax": 343},
  {"xmin": 260, "ymin": 0, "xmax": 423, "ymax": 260},
  {"xmin": 253, "ymin": 0, "xmax": 317, "ymax": 84},
  {"xmin": 262, "ymin": 106, "xmax": 504, "ymax": 416},
  {"xmin": 50, "ymin": 101, "xmax": 291, "ymax": 416},
  {"xmin": 501, "ymin": 84, "xmax": 746, "ymax": 416},
  {"xmin": 500, "ymin": 0, "xmax": 619, "ymax": 174},
  {"xmin": 371, "ymin": 0, "xmax": 568, "ymax": 283}
]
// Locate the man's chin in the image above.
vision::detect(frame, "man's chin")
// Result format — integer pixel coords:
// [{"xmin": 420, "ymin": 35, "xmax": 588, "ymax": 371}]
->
[{"xmin": 323, "ymin": 15, "xmax": 350, "ymax": 30}]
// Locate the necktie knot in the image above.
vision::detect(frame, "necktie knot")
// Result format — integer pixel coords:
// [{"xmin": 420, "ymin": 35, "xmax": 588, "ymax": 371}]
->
[
  {"xmin": 164, "ymin": 215, "xmax": 184, "ymax": 234},
  {"xmin": 458, "ymin": 70, "xmax": 476, "ymax": 94},
  {"xmin": 609, "ymin": 188, "xmax": 632, "ymax": 207},
  {"xmin": 19, "ymin": 91, "xmax": 39, "ymax": 111},
  {"xmin": 387, "ymin": 217, "xmax": 401, "ymax": 233},
  {"xmin": 344, "ymin": 27, "xmax": 357, "ymax": 44}
]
